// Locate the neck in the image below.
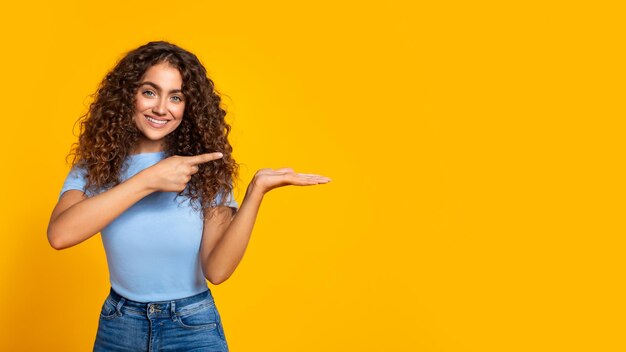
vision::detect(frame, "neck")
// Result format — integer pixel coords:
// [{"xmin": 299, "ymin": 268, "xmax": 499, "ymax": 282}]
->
[{"xmin": 132, "ymin": 138, "xmax": 164, "ymax": 155}]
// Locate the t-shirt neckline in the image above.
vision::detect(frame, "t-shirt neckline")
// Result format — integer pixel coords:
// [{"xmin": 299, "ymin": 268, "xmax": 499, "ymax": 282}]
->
[{"xmin": 129, "ymin": 151, "xmax": 165, "ymax": 157}]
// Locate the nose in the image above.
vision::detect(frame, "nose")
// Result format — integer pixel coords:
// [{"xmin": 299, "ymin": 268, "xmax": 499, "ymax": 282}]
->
[{"xmin": 152, "ymin": 97, "xmax": 167, "ymax": 116}]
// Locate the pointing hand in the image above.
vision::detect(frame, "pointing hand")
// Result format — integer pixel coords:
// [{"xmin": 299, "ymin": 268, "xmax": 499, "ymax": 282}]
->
[{"xmin": 144, "ymin": 152, "xmax": 224, "ymax": 192}]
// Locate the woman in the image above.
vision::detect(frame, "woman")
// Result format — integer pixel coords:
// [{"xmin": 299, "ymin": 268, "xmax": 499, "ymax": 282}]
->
[{"xmin": 47, "ymin": 41, "xmax": 330, "ymax": 351}]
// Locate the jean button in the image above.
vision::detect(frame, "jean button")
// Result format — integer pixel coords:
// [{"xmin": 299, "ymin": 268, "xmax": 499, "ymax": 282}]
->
[{"xmin": 149, "ymin": 305, "xmax": 155, "ymax": 313}]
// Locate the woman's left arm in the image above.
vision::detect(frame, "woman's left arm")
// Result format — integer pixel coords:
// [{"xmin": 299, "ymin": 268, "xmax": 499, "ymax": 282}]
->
[{"xmin": 200, "ymin": 168, "xmax": 331, "ymax": 284}]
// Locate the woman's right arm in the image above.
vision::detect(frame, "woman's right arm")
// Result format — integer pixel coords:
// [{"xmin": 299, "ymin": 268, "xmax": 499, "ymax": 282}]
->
[
  {"xmin": 47, "ymin": 170, "xmax": 155, "ymax": 250},
  {"xmin": 47, "ymin": 152, "xmax": 223, "ymax": 250}
]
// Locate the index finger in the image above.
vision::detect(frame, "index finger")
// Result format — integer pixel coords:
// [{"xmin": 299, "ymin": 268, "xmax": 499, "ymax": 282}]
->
[{"xmin": 185, "ymin": 152, "xmax": 224, "ymax": 165}]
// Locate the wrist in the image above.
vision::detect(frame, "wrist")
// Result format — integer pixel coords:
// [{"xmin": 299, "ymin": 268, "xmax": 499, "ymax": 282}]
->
[
  {"xmin": 136, "ymin": 168, "xmax": 157, "ymax": 193},
  {"xmin": 246, "ymin": 180, "xmax": 266, "ymax": 199}
]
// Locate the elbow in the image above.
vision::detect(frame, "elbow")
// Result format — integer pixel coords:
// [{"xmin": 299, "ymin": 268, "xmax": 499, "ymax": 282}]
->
[
  {"xmin": 205, "ymin": 270, "xmax": 230, "ymax": 285},
  {"xmin": 48, "ymin": 235, "xmax": 65, "ymax": 251},
  {"xmin": 47, "ymin": 225, "xmax": 67, "ymax": 250},
  {"xmin": 208, "ymin": 277, "xmax": 225, "ymax": 285},
  {"xmin": 47, "ymin": 234, "xmax": 65, "ymax": 251}
]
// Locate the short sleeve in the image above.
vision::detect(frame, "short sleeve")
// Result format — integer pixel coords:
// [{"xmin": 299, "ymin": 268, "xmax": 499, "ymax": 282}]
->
[
  {"xmin": 58, "ymin": 165, "xmax": 88, "ymax": 201},
  {"xmin": 215, "ymin": 188, "xmax": 238, "ymax": 209}
]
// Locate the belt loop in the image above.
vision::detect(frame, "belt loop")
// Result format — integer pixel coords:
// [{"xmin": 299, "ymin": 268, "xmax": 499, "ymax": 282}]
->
[
  {"xmin": 116, "ymin": 297, "xmax": 126, "ymax": 317},
  {"xmin": 170, "ymin": 301, "xmax": 176, "ymax": 321}
]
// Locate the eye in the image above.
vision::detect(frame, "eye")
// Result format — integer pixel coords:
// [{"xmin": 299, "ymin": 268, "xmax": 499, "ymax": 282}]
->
[
  {"xmin": 142, "ymin": 90, "xmax": 156, "ymax": 97},
  {"xmin": 171, "ymin": 96, "xmax": 183, "ymax": 103}
]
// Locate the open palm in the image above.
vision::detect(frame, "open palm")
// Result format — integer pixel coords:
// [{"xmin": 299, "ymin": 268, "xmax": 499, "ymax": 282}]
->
[{"xmin": 252, "ymin": 168, "xmax": 331, "ymax": 194}]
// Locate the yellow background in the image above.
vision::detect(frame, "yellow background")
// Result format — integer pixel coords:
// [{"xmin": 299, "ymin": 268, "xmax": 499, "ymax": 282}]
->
[{"xmin": 1, "ymin": 1, "xmax": 624, "ymax": 351}]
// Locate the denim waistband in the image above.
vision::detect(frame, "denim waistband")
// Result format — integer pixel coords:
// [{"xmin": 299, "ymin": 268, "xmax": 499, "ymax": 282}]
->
[{"xmin": 107, "ymin": 287, "xmax": 215, "ymax": 318}]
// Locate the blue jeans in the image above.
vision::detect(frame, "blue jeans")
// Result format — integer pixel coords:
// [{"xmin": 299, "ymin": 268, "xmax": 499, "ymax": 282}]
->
[{"xmin": 93, "ymin": 287, "xmax": 229, "ymax": 351}]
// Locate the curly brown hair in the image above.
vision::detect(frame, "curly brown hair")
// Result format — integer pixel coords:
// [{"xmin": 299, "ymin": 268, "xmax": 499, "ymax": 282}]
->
[{"xmin": 67, "ymin": 41, "xmax": 239, "ymax": 219}]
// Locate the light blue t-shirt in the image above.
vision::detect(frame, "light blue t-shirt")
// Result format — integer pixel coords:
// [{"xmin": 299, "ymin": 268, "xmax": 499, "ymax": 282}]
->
[{"xmin": 58, "ymin": 151, "xmax": 238, "ymax": 302}]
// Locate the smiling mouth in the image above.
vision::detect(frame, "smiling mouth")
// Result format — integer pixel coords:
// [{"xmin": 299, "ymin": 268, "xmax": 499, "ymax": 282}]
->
[{"xmin": 145, "ymin": 115, "xmax": 169, "ymax": 125}]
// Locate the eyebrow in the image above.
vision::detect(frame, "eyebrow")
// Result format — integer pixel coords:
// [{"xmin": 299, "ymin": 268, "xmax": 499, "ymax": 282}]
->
[{"xmin": 139, "ymin": 81, "xmax": 183, "ymax": 95}]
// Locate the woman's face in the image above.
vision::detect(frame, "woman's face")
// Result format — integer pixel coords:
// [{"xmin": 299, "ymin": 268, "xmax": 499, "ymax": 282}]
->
[{"xmin": 132, "ymin": 62, "xmax": 185, "ymax": 151}]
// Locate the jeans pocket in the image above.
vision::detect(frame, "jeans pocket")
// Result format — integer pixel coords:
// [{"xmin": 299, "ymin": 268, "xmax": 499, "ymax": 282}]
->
[
  {"xmin": 99, "ymin": 296, "xmax": 121, "ymax": 320},
  {"xmin": 175, "ymin": 303, "xmax": 218, "ymax": 330}
]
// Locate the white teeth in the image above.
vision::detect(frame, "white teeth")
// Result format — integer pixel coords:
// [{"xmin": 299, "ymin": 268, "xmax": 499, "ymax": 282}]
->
[{"xmin": 146, "ymin": 116, "xmax": 168, "ymax": 125}]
